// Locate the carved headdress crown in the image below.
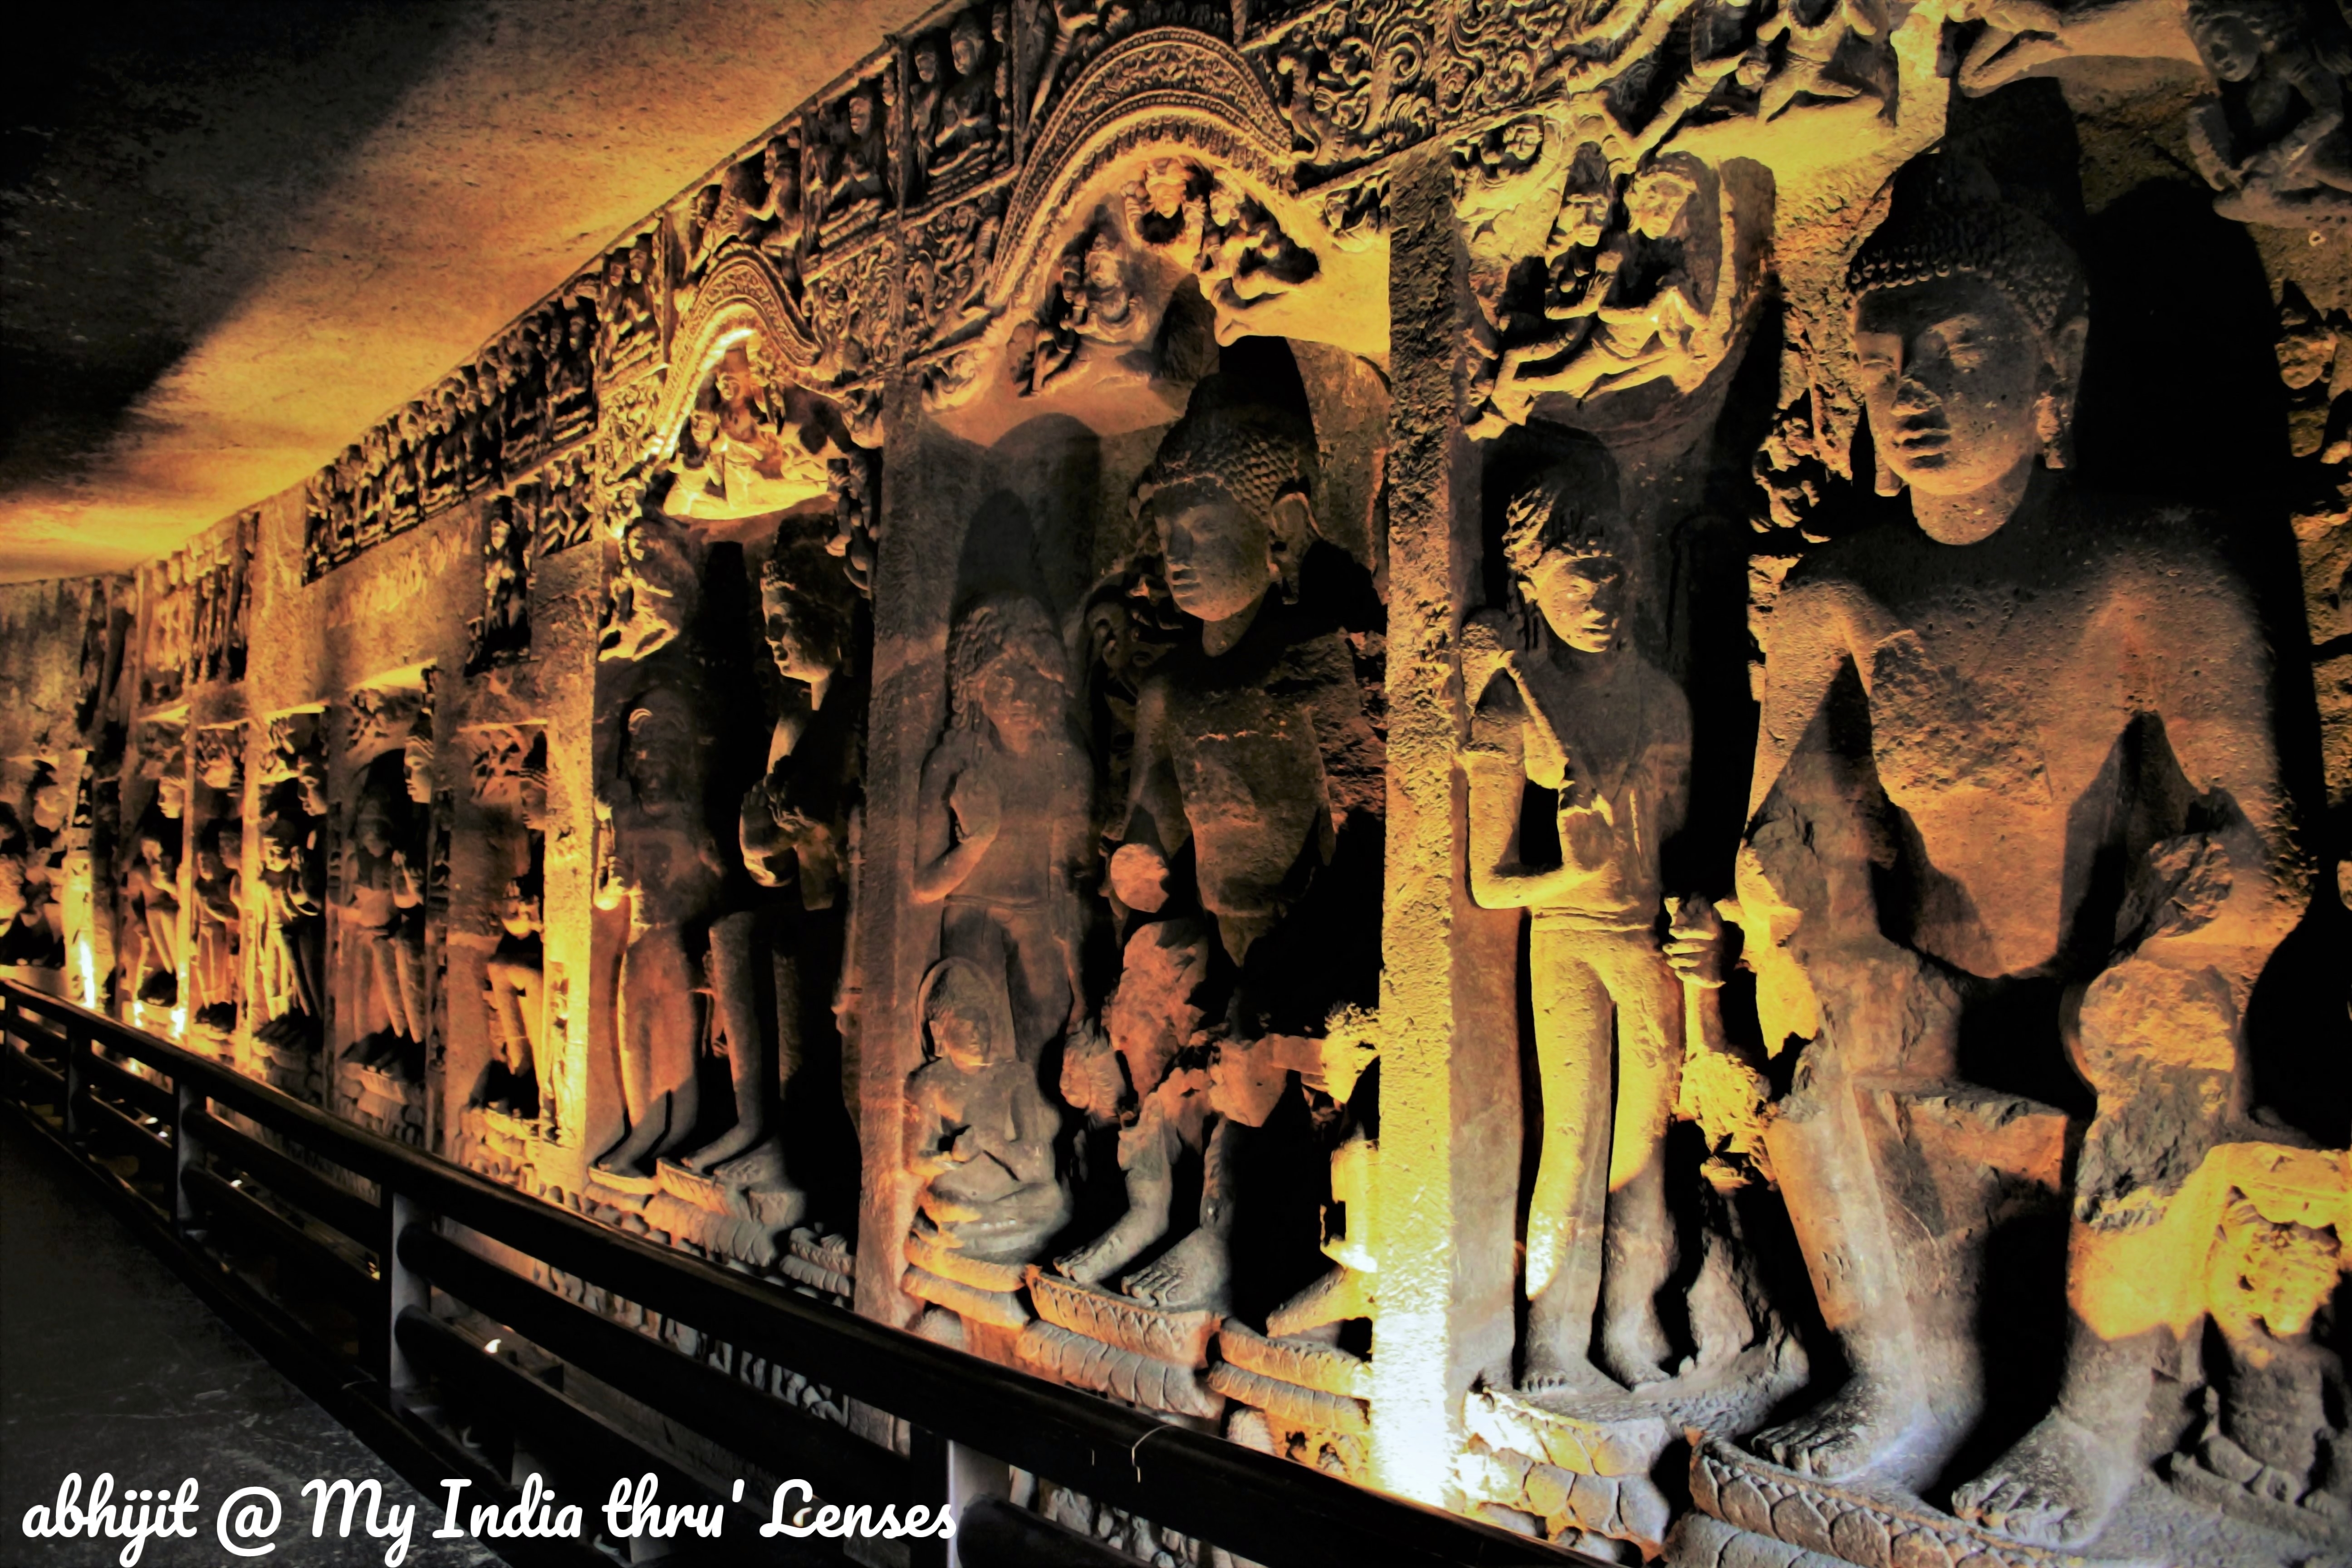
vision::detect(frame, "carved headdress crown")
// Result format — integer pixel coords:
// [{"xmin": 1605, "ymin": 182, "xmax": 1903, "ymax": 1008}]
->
[{"xmin": 1846, "ymin": 148, "xmax": 2087, "ymax": 340}]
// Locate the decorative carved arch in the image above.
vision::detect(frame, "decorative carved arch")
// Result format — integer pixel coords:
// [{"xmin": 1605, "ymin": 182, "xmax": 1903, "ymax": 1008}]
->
[
  {"xmin": 649, "ymin": 248, "xmax": 824, "ymax": 458},
  {"xmin": 991, "ymin": 29, "xmax": 1296, "ymax": 318}
]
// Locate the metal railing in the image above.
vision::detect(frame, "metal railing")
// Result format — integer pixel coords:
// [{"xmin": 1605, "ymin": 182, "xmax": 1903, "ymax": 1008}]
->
[{"xmin": 0, "ymin": 979, "xmax": 1580, "ymax": 1568}]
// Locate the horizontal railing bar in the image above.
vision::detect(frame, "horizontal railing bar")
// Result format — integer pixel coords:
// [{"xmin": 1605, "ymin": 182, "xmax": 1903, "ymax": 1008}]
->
[
  {"xmin": 85, "ymin": 1049, "xmax": 176, "ymax": 1124},
  {"xmin": 393, "ymin": 1308, "xmax": 819, "ymax": 1568},
  {"xmin": 3, "ymin": 979, "xmax": 1567, "ymax": 1568},
  {"xmin": 5, "ymin": 1014, "xmax": 69, "ymax": 1056},
  {"xmin": 5, "ymin": 1039, "xmax": 66, "ymax": 1099},
  {"xmin": 184, "ymin": 1166, "xmax": 378, "ymax": 1312},
  {"xmin": 401, "ymin": 1225, "xmax": 908, "ymax": 1509},
  {"xmin": 956, "ymin": 1499, "xmax": 1142, "ymax": 1568},
  {"xmin": 186, "ymin": 1107, "xmax": 382, "ymax": 1252},
  {"xmin": 81, "ymin": 1090, "xmax": 173, "ymax": 1170}
]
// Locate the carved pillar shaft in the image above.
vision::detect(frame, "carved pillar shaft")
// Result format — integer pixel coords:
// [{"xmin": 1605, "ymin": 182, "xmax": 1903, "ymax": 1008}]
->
[{"xmin": 1367, "ymin": 145, "xmax": 1522, "ymax": 1504}]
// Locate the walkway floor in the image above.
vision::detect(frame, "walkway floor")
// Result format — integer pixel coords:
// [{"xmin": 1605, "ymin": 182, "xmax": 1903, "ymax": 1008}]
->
[{"xmin": 0, "ymin": 1116, "xmax": 500, "ymax": 1567}]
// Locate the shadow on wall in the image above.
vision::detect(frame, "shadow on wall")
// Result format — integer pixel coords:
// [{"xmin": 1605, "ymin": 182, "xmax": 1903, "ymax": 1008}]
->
[{"xmin": 0, "ymin": 2, "xmax": 474, "ymax": 490}]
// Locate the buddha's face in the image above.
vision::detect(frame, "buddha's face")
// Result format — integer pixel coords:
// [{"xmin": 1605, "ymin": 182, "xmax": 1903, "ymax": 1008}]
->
[
  {"xmin": 915, "ymin": 44, "xmax": 941, "ymax": 83},
  {"xmin": 1157, "ymin": 490, "xmax": 1273, "ymax": 626},
  {"xmin": 1084, "ymin": 237, "xmax": 1130, "ymax": 319},
  {"xmin": 977, "ymin": 649, "xmax": 1054, "ymax": 750},
  {"xmin": 1854, "ymin": 273, "xmax": 2052, "ymax": 500},
  {"xmin": 627, "ymin": 724, "xmax": 682, "ymax": 804},
  {"xmin": 762, "ymin": 573, "xmax": 834, "ymax": 690},
  {"xmin": 950, "ymin": 22, "xmax": 982, "ymax": 74},
  {"xmin": 1556, "ymin": 190, "xmax": 1611, "ymax": 250},
  {"xmin": 1626, "ymin": 172, "xmax": 1692, "ymax": 240},
  {"xmin": 356, "ymin": 813, "xmax": 391, "ymax": 858},
  {"xmin": 929, "ymin": 1000, "xmax": 994, "ymax": 1071},
  {"xmin": 1522, "ymin": 547, "xmax": 1624, "ymax": 654},
  {"xmin": 849, "ymin": 95, "xmax": 874, "ymax": 137},
  {"xmin": 2193, "ymin": 11, "xmax": 2262, "ymax": 80}
]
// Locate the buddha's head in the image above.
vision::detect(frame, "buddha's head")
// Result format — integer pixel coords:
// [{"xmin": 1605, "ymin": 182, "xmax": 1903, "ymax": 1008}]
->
[
  {"xmin": 947, "ymin": 595, "xmax": 1065, "ymax": 754},
  {"xmin": 950, "ymin": 13, "xmax": 986, "ymax": 75},
  {"xmin": 622, "ymin": 691, "xmax": 696, "ymax": 807},
  {"xmin": 1847, "ymin": 152, "xmax": 2088, "ymax": 502},
  {"xmin": 760, "ymin": 523, "xmax": 857, "ymax": 701},
  {"xmin": 920, "ymin": 956, "xmax": 1013, "ymax": 1073},
  {"xmin": 1502, "ymin": 447, "xmax": 1631, "ymax": 656},
  {"xmin": 1135, "ymin": 401, "xmax": 1319, "ymax": 632}
]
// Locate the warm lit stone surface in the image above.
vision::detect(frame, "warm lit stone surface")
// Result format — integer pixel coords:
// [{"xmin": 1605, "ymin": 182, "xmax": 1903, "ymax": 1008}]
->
[
  {"xmin": 0, "ymin": 0, "xmax": 933, "ymax": 582},
  {"xmin": 5, "ymin": 4, "xmax": 2352, "ymax": 1566}
]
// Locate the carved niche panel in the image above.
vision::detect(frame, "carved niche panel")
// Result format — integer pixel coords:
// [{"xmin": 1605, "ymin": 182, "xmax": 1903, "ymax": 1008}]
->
[{"xmin": 330, "ymin": 679, "xmax": 438, "ymax": 1145}]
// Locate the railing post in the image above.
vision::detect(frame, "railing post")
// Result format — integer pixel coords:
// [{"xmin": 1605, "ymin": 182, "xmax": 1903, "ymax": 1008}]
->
[
  {"xmin": 384, "ymin": 1188, "xmax": 431, "ymax": 1395},
  {"xmin": 174, "ymin": 1078, "xmax": 205, "ymax": 1234},
  {"xmin": 64, "ymin": 1020, "xmax": 92, "ymax": 1142},
  {"xmin": 943, "ymin": 1441, "xmax": 1010, "ymax": 1568},
  {"xmin": 906, "ymin": 1426, "xmax": 951, "ymax": 1568}
]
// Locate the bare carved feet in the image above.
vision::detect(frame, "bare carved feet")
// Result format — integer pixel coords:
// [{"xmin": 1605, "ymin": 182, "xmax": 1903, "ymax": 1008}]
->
[
  {"xmin": 1951, "ymin": 1411, "xmax": 2130, "ymax": 1548},
  {"xmin": 1122, "ymin": 1229, "xmax": 1232, "ymax": 1313},
  {"xmin": 680, "ymin": 1117, "xmax": 764, "ymax": 1173},
  {"xmin": 1597, "ymin": 1304, "xmax": 1676, "ymax": 1390},
  {"xmin": 1519, "ymin": 1357, "xmax": 1627, "ymax": 1398},
  {"xmin": 1750, "ymin": 1372, "xmax": 1925, "ymax": 1482}
]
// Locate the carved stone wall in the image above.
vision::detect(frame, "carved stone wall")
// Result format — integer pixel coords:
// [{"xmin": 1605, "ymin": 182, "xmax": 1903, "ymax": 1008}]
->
[{"xmin": 6, "ymin": 2, "xmax": 2352, "ymax": 1563}]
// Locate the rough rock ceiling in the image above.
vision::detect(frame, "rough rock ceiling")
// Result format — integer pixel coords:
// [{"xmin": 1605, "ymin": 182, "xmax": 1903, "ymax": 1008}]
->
[{"xmin": 0, "ymin": 0, "xmax": 931, "ymax": 584}]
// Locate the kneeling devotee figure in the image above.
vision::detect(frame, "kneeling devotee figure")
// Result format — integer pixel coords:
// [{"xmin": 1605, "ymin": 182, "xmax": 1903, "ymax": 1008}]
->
[{"xmin": 1741, "ymin": 142, "xmax": 2308, "ymax": 1548}]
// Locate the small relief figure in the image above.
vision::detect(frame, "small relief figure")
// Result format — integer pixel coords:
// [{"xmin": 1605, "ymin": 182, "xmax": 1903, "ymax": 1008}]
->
[
  {"xmin": 1196, "ymin": 177, "xmax": 1319, "ymax": 320},
  {"xmin": 422, "ymin": 383, "xmax": 464, "ymax": 514},
  {"xmin": 826, "ymin": 452, "xmax": 879, "ymax": 595},
  {"xmin": 468, "ymin": 497, "xmax": 534, "ymax": 672},
  {"xmin": 344, "ymin": 779, "xmax": 427, "ymax": 1079},
  {"xmin": 598, "ymin": 513, "xmax": 701, "ymax": 663},
  {"xmin": 548, "ymin": 298, "xmax": 598, "ymax": 442},
  {"xmin": 1752, "ymin": 0, "xmax": 1896, "ymax": 122},
  {"xmin": 2186, "ymin": 0, "xmax": 2352, "ymax": 226},
  {"xmin": 256, "ymin": 715, "xmax": 329, "ymax": 1049},
  {"xmin": 1054, "ymin": 919, "xmax": 1231, "ymax": 1308},
  {"xmin": 1466, "ymin": 139, "xmax": 1627, "ymax": 436},
  {"xmin": 928, "ymin": 10, "xmax": 1005, "ymax": 186},
  {"xmin": 189, "ymin": 821, "xmax": 244, "ymax": 1034},
  {"xmin": 592, "ymin": 691, "xmax": 725, "ymax": 1179},
  {"xmin": 1011, "ymin": 220, "xmax": 1156, "ymax": 395},
  {"xmin": 1728, "ymin": 140, "xmax": 2310, "ymax": 1553},
  {"xmin": 904, "ymin": 956, "xmax": 1073, "ymax": 1297},
  {"xmin": 813, "ymin": 85, "xmax": 890, "ymax": 243},
  {"xmin": 742, "ymin": 132, "xmax": 807, "ymax": 276},
  {"xmin": 682, "ymin": 521, "xmax": 864, "ymax": 1187},
  {"xmin": 662, "ymin": 352, "xmax": 841, "ymax": 521},
  {"xmin": 123, "ymin": 794, "xmax": 182, "ymax": 1009},
  {"xmin": 913, "ymin": 595, "xmax": 1090, "ymax": 1065},
  {"xmin": 478, "ymin": 851, "xmax": 546, "ymax": 1121},
  {"xmin": 1458, "ymin": 454, "xmax": 1741, "ymax": 1392}
]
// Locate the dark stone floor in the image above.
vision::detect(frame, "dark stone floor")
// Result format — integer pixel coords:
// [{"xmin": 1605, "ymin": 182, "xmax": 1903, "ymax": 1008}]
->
[{"xmin": 0, "ymin": 1116, "xmax": 498, "ymax": 1566}]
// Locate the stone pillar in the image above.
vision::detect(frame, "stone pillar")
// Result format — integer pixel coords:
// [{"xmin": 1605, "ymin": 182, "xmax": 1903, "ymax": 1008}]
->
[{"xmin": 1366, "ymin": 143, "xmax": 1524, "ymax": 1504}]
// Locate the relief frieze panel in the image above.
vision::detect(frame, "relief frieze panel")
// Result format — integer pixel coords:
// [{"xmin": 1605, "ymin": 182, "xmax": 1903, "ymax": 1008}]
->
[{"xmin": 32, "ymin": 6, "xmax": 2352, "ymax": 1566}]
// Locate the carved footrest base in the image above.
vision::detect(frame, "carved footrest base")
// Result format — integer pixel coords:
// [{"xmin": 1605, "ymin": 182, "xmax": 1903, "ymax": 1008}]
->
[
  {"xmin": 636, "ymin": 1158, "xmax": 808, "ymax": 1268},
  {"xmin": 1026, "ymin": 1271, "xmax": 1222, "ymax": 1364},
  {"xmin": 1689, "ymin": 1443, "xmax": 2150, "ymax": 1568},
  {"xmin": 779, "ymin": 1226, "xmax": 853, "ymax": 1301},
  {"xmin": 1017, "ymin": 1321, "xmax": 1224, "ymax": 1419},
  {"xmin": 1458, "ymin": 1438, "xmax": 1673, "ymax": 1551},
  {"xmin": 1207, "ymin": 1362, "xmax": 1367, "ymax": 1435},
  {"xmin": 905, "ymin": 1226, "xmax": 1028, "ymax": 1293},
  {"xmin": 904, "ymin": 1265, "xmax": 1029, "ymax": 1328}
]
